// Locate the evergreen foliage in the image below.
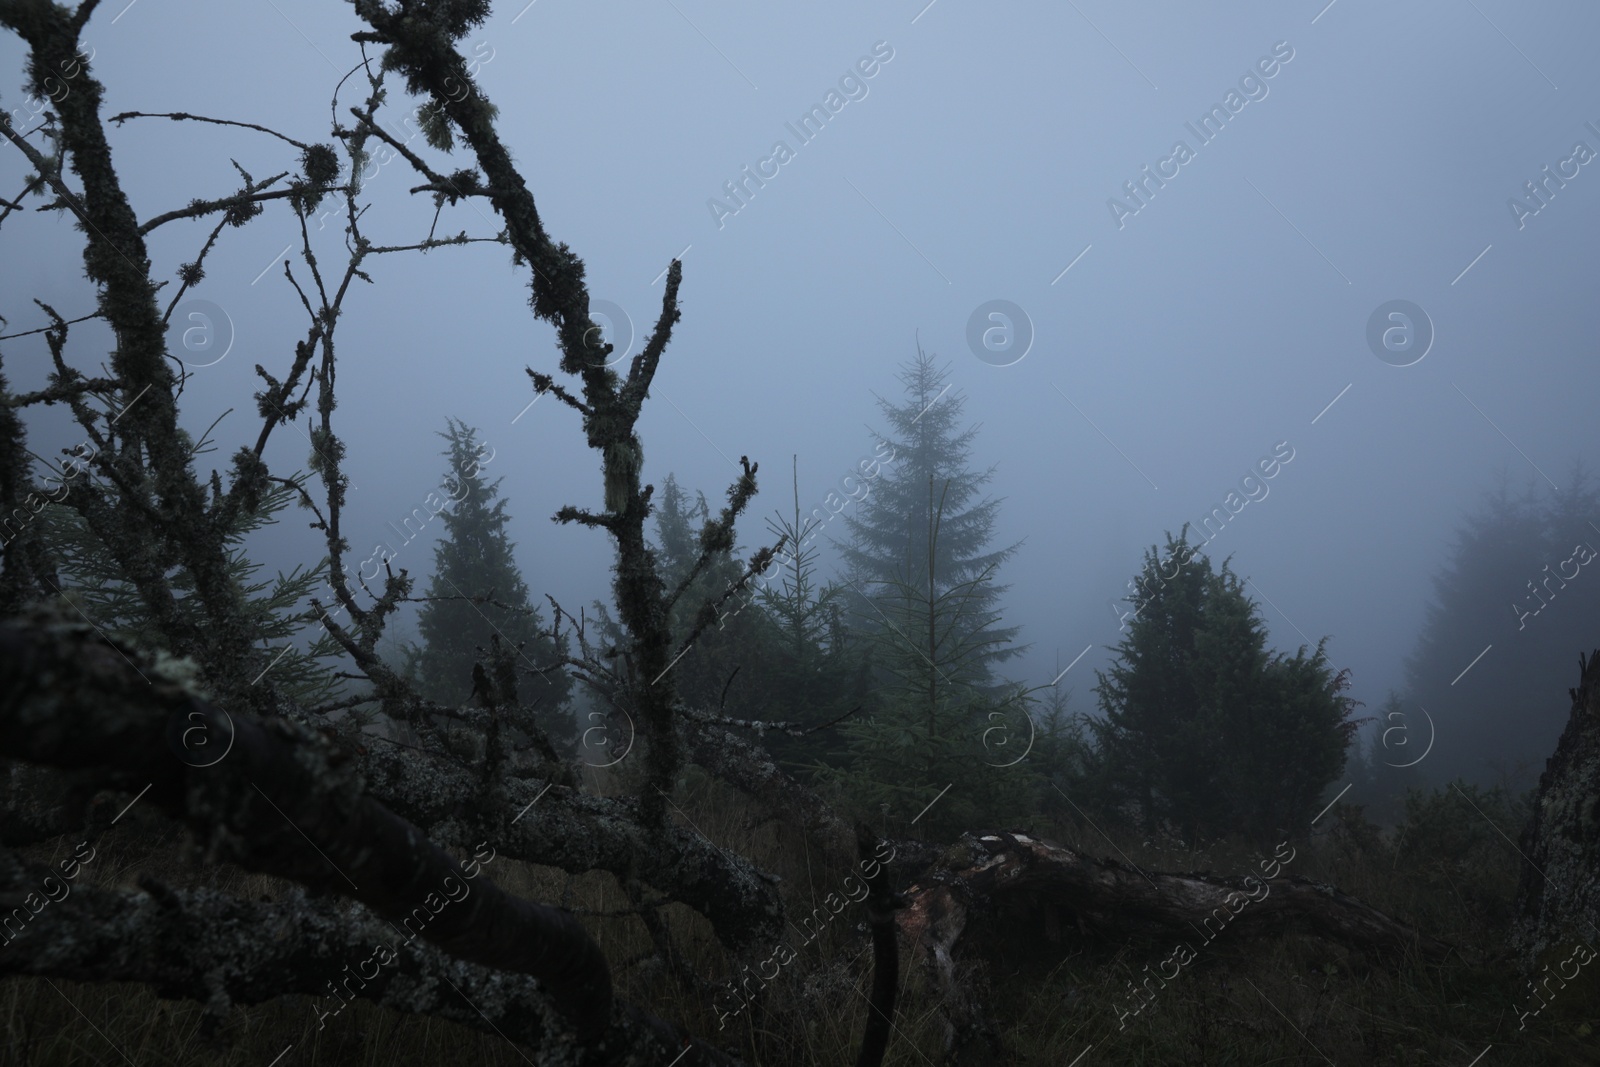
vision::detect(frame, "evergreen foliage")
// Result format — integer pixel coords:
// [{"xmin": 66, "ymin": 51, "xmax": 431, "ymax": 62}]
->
[
  {"xmin": 406, "ymin": 419, "xmax": 569, "ymax": 717},
  {"xmin": 35, "ymin": 451, "xmax": 342, "ymax": 708},
  {"xmin": 1392, "ymin": 780, "xmax": 1533, "ymax": 929},
  {"xmin": 820, "ymin": 480, "xmax": 1038, "ymax": 840},
  {"xmin": 1401, "ymin": 465, "xmax": 1600, "ymax": 788},
  {"xmin": 1092, "ymin": 528, "xmax": 1362, "ymax": 844},
  {"xmin": 750, "ymin": 459, "xmax": 872, "ymax": 776},
  {"xmin": 636, "ymin": 471, "xmax": 772, "ymax": 717},
  {"xmin": 1032, "ymin": 671, "xmax": 1099, "ymax": 824},
  {"xmin": 836, "ymin": 342, "xmax": 1023, "ymax": 690},
  {"xmin": 1344, "ymin": 692, "xmax": 1433, "ymax": 828}
]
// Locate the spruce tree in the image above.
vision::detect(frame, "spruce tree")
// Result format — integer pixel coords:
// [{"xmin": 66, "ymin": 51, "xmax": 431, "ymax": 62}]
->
[
  {"xmin": 1033, "ymin": 673, "xmax": 1099, "ymax": 824},
  {"xmin": 821, "ymin": 479, "xmax": 1037, "ymax": 840},
  {"xmin": 836, "ymin": 341, "xmax": 1023, "ymax": 688},
  {"xmin": 1091, "ymin": 529, "xmax": 1212, "ymax": 834},
  {"xmin": 644, "ymin": 471, "xmax": 770, "ymax": 716},
  {"xmin": 1346, "ymin": 692, "xmax": 1430, "ymax": 828},
  {"xmin": 408, "ymin": 420, "xmax": 569, "ymax": 715},
  {"xmin": 582, "ymin": 471, "xmax": 784, "ymax": 725},
  {"xmin": 1094, "ymin": 528, "xmax": 1361, "ymax": 844},
  {"xmin": 35, "ymin": 443, "xmax": 341, "ymax": 708},
  {"xmin": 753, "ymin": 458, "xmax": 872, "ymax": 776}
]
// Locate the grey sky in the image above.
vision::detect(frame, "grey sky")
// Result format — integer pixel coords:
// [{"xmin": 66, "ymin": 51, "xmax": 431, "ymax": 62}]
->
[{"xmin": 4, "ymin": 0, "xmax": 1597, "ymax": 768}]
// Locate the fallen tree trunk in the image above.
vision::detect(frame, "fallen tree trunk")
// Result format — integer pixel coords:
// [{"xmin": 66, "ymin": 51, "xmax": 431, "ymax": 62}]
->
[
  {"xmin": 0, "ymin": 606, "xmax": 787, "ymax": 958},
  {"xmin": 894, "ymin": 830, "xmax": 1453, "ymax": 1059},
  {"xmin": 0, "ymin": 609, "xmax": 745, "ymax": 1064},
  {"xmin": 900, "ymin": 831, "xmax": 1452, "ymax": 957},
  {"xmin": 685, "ymin": 722, "xmax": 855, "ymax": 850},
  {"xmin": 353, "ymin": 727, "xmax": 786, "ymax": 954},
  {"xmin": 0, "ymin": 848, "xmax": 739, "ymax": 1066}
]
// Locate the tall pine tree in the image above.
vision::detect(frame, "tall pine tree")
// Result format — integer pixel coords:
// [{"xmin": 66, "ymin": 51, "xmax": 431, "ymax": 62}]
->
[
  {"xmin": 819, "ymin": 490, "xmax": 1037, "ymax": 839},
  {"xmin": 836, "ymin": 341, "xmax": 1023, "ymax": 689},
  {"xmin": 754, "ymin": 458, "xmax": 874, "ymax": 777},
  {"xmin": 821, "ymin": 347, "xmax": 1034, "ymax": 838},
  {"xmin": 408, "ymin": 420, "xmax": 569, "ymax": 715}
]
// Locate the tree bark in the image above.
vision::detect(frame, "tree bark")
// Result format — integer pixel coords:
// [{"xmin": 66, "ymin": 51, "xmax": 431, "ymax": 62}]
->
[
  {"xmin": 0, "ymin": 848, "xmax": 742, "ymax": 1066},
  {"xmin": 684, "ymin": 722, "xmax": 854, "ymax": 849},
  {"xmin": 1513, "ymin": 647, "xmax": 1600, "ymax": 970},
  {"xmin": 899, "ymin": 832, "xmax": 1450, "ymax": 956},
  {"xmin": 0, "ymin": 608, "xmax": 750, "ymax": 1062}
]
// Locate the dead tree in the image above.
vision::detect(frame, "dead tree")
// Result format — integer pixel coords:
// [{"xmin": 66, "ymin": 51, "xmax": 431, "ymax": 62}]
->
[
  {"xmin": 0, "ymin": 0, "xmax": 858, "ymax": 1061},
  {"xmin": 0, "ymin": 604, "xmax": 737, "ymax": 1062}
]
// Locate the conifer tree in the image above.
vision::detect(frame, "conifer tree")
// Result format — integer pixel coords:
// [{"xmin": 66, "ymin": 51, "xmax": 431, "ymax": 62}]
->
[
  {"xmin": 34, "ymin": 443, "xmax": 341, "ymax": 708},
  {"xmin": 1346, "ymin": 692, "xmax": 1431, "ymax": 828},
  {"xmin": 644, "ymin": 471, "xmax": 768, "ymax": 716},
  {"xmin": 820, "ymin": 481, "xmax": 1037, "ymax": 840},
  {"xmin": 1094, "ymin": 527, "xmax": 1361, "ymax": 844},
  {"xmin": 1032, "ymin": 665, "xmax": 1102, "ymax": 825},
  {"xmin": 836, "ymin": 342, "xmax": 1023, "ymax": 690},
  {"xmin": 752, "ymin": 458, "xmax": 871, "ymax": 775},
  {"xmin": 1090, "ymin": 529, "xmax": 1211, "ymax": 833},
  {"xmin": 1401, "ymin": 465, "xmax": 1600, "ymax": 787},
  {"xmin": 582, "ymin": 471, "xmax": 783, "ymax": 724},
  {"xmin": 408, "ymin": 420, "xmax": 569, "ymax": 715}
]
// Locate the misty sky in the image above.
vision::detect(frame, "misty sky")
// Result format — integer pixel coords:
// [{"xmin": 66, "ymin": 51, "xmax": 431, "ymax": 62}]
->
[{"xmin": 4, "ymin": 0, "xmax": 1598, "ymax": 773}]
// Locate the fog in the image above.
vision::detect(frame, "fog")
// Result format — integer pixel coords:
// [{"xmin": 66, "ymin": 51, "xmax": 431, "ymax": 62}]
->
[{"xmin": 4, "ymin": 0, "xmax": 1597, "ymax": 790}]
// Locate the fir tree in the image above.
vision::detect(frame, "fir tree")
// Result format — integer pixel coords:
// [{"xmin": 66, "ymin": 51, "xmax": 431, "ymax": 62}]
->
[
  {"xmin": 819, "ymin": 483, "xmax": 1038, "ymax": 840},
  {"xmin": 646, "ymin": 471, "xmax": 769, "ymax": 716},
  {"xmin": 1032, "ymin": 662, "xmax": 1102, "ymax": 825},
  {"xmin": 1093, "ymin": 527, "xmax": 1362, "ymax": 844},
  {"xmin": 753, "ymin": 458, "xmax": 872, "ymax": 776},
  {"xmin": 35, "ymin": 444, "xmax": 342, "ymax": 708},
  {"xmin": 836, "ymin": 341, "xmax": 1023, "ymax": 690},
  {"xmin": 408, "ymin": 420, "xmax": 569, "ymax": 716},
  {"xmin": 582, "ymin": 471, "xmax": 782, "ymax": 724},
  {"xmin": 1091, "ymin": 529, "xmax": 1212, "ymax": 834},
  {"xmin": 1346, "ymin": 692, "xmax": 1431, "ymax": 828}
]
